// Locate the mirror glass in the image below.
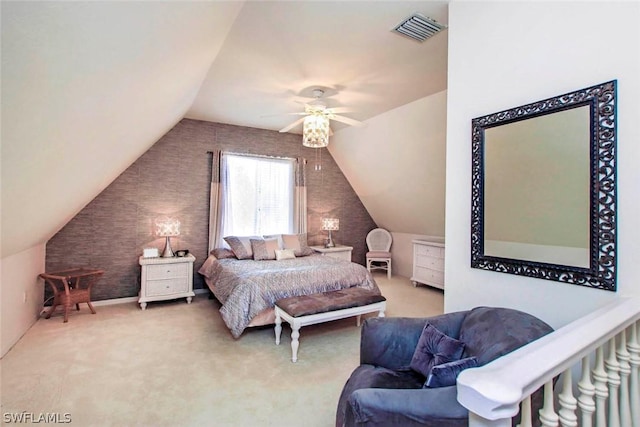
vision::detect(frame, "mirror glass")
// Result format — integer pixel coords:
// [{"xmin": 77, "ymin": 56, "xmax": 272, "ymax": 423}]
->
[{"xmin": 471, "ymin": 81, "xmax": 617, "ymax": 291}]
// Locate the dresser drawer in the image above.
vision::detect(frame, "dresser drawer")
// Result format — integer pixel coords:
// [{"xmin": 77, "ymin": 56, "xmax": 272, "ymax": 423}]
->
[
  {"xmin": 415, "ymin": 254, "xmax": 444, "ymax": 272},
  {"xmin": 146, "ymin": 263, "xmax": 188, "ymax": 280},
  {"xmin": 415, "ymin": 244, "xmax": 444, "ymax": 259},
  {"xmin": 146, "ymin": 278, "xmax": 189, "ymax": 296},
  {"xmin": 414, "ymin": 267, "xmax": 444, "ymax": 286}
]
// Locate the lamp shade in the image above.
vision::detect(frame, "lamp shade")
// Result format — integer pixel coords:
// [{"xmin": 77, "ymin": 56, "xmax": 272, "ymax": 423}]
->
[
  {"xmin": 303, "ymin": 114, "xmax": 330, "ymax": 148},
  {"xmin": 155, "ymin": 217, "xmax": 181, "ymax": 237},
  {"xmin": 321, "ymin": 218, "xmax": 339, "ymax": 231}
]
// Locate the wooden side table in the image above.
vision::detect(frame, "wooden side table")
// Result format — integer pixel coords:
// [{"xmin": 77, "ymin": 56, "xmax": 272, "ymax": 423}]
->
[{"xmin": 39, "ymin": 268, "xmax": 105, "ymax": 323}]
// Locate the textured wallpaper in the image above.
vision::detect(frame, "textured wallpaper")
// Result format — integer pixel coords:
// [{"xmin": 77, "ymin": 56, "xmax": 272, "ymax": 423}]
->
[{"xmin": 45, "ymin": 119, "xmax": 377, "ymax": 301}]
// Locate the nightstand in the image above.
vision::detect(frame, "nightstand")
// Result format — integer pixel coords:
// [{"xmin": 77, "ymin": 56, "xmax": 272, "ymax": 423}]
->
[
  {"xmin": 310, "ymin": 245, "xmax": 353, "ymax": 262},
  {"xmin": 138, "ymin": 254, "xmax": 195, "ymax": 310}
]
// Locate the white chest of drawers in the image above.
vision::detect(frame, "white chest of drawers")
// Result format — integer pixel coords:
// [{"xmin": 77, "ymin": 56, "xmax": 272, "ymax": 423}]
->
[
  {"xmin": 138, "ymin": 254, "xmax": 195, "ymax": 310},
  {"xmin": 411, "ymin": 240, "xmax": 445, "ymax": 290}
]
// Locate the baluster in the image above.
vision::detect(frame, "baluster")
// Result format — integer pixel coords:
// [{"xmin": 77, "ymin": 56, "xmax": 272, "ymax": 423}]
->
[
  {"xmin": 539, "ymin": 380, "xmax": 559, "ymax": 427},
  {"xmin": 578, "ymin": 355, "xmax": 595, "ymax": 427},
  {"xmin": 617, "ymin": 329, "xmax": 632, "ymax": 427},
  {"xmin": 628, "ymin": 321, "xmax": 640, "ymax": 427},
  {"xmin": 592, "ymin": 346, "xmax": 609, "ymax": 427},
  {"xmin": 605, "ymin": 336, "xmax": 621, "ymax": 427},
  {"xmin": 558, "ymin": 369, "xmax": 578, "ymax": 427},
  {"xmin": 517, "ymin": 396, "xmax": 532, "ymax": 427}
]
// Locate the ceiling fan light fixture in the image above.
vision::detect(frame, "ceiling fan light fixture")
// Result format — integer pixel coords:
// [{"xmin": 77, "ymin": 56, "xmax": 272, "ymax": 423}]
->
[{"xmin": 302, "ymin": 114, "xmax": 330, "ymax": 148}]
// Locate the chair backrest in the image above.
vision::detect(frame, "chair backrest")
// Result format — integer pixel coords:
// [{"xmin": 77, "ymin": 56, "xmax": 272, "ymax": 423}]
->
[{"xmin": 366, "ymin": 228, "xmax": 392, "ymax": 252}]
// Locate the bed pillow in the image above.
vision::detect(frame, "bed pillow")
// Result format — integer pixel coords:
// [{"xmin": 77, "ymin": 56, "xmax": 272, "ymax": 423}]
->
[
  {"xmin": 410, "ymin": 323, "xmax": 466, "ymax": 378},
  {"xmin": 251, "ymin": 238, "xmax": 279, "ymax": 261},
  {"xmin": 210, "ymin": 248, "xmax": 236, "ymax": 259},
  {"xmin": 275, "ymin": 249, "xmax": 296, "ymax": 260},
  {"xmin": 263, "ymin": 234, "xmax": 284, "ymax": 249},
  {"xmin": 224, "ymin": 235, "xmax": 261, "ymax": 260},
  {"xmin": 424, "ymin": 357, "xmax": 478, "ymax": 388},
  {"xmin": 282, "ymin": 233, "xmax": 314, "ymax": 257}
]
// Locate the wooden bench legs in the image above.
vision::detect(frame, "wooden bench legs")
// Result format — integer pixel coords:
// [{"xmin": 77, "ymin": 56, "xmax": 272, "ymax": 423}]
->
[{"xmin": 274, "ymin": 302, "xmax": 386, "ymax": 363}]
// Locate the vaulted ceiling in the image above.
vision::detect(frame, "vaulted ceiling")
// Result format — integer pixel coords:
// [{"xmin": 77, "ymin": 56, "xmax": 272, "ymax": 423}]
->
[{"xmin": 1, "ymin": 1, "xmax": 448, "ymax": 258}]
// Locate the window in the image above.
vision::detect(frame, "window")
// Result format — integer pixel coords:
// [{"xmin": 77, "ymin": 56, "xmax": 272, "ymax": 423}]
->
[{"xmin": 220, "ymin": 153, "xmax": 295, "ymax": 238}]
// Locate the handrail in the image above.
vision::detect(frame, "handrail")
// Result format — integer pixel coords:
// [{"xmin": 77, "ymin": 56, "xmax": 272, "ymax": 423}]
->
[{"xmin": 456, "ymin": 297, "xmax": 640, "ymax": 422}]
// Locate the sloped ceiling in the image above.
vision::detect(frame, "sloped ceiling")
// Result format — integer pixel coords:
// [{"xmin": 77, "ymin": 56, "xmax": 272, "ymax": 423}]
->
[
  {"xmin": 1, "ymin": 1, "xmax": 244, "ymax": 257},
  {"xmin": 1, "ymin": 1, "xmax": 447, "ymax": 259}
]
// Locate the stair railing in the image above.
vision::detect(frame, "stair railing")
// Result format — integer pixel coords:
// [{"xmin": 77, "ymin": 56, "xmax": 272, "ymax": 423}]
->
[{"xmin": 456, "ymin": 297, "xmax": 640, "ymax": 427}]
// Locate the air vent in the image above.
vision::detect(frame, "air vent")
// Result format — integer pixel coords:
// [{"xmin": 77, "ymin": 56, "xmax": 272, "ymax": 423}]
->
[{"xmin": 392, "ymin": 13, "xmax": 447, "ymax": 42}]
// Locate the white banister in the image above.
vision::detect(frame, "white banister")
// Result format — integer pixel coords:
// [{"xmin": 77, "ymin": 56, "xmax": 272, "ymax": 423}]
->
[
  {"xmin": 605, "ymin": 336, "xmax": 621, "ymax": 427},
  {"xmin": 577, "ymin": 355, "xmax": 595, "ymax": 427},
  {"xmin": 629, "ymin": 321, "xmax": 640, "ymax": 427},
  {"xmin": 457, "ymin": 297, "xmax": 640, "ymax": 426},
  {"xmin": 592, "ymin": 346, "xmax": 608, "ymax": 427},
  {"xmin": 558, "ymin": 370, "xmax": 577, "ymax": 427},
  {"xmin": 539, "ymin": 381, "xmax": 559, "ymax": 427},
  {"xmin": 617, "ymin": 330, "xmax": 632, "ymax": 427}
]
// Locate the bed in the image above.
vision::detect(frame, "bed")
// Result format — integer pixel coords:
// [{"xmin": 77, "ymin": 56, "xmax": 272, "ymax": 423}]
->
[{"xmin": 198, "ymin": 252, "xmax": 380, "ymax": 338}]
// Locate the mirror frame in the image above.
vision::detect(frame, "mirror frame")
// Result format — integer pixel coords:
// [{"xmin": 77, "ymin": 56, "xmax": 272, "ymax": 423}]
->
[{"xmin": 471, "ymin": 80, "xmax": 617, "ymax": 291}]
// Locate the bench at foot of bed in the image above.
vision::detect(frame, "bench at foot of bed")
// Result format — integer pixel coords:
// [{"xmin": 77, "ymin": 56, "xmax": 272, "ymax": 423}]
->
[{"xmin": 274, "ymin": 288, "xmax": 386, "ymax": 363}]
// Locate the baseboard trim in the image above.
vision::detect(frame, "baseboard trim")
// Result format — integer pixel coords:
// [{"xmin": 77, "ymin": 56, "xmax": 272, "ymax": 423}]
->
[{"xmin": 92, "ymin": 288, "xmax": 209, "ymax": 307}]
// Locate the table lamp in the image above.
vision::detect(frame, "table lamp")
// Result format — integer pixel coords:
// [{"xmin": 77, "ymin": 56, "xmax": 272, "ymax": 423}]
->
[
  {"xmin": 321, "ymin": 218, "xmax": 339, "ymax": 248},
  {"xmin": 155, "ymin": 217, "xmax": 181, "ymax": 257}
]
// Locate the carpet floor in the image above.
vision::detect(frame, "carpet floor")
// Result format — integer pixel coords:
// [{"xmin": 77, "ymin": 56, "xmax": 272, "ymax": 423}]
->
[{"xmin": 0, "ymin": 273, "xmax": 443, "ymax": 427}]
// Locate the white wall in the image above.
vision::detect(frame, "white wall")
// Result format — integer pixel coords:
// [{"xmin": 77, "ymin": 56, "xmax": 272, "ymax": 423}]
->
[
  {"xmin": 445, "ymin": 1, "xmax": 640, "ymax": 329},
  {"xmin": 1, "ymin": 244, "xmax": 46, "ymax": 357},
  {"xmin": 330, "ymin": 90, "xmax": 447, "ymax": 237}
]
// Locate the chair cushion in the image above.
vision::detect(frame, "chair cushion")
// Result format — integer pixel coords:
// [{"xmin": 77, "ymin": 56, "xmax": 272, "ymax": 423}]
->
[
  {"xmin": 366, "ymin": 251, "xmax": 391, "ymax": 258},
  {"xmin": 424, "ymin": 356, "xmax": 478, "ymax": 388},
  {"xmin": 410, "ymin": 323, "xmax": 465, "ymax": 378}
]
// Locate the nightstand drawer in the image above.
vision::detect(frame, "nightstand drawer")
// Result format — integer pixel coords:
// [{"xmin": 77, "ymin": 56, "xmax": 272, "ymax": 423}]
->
[
  {"xmin": 146, "ymin": 263, "xmax": 188, "ymax": 280},
  {"xmin": 146, "ymin": 278, "xmax": 189, "ymax": 296}
]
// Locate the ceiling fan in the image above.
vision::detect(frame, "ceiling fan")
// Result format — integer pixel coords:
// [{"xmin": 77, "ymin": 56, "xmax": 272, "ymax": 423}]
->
[{"xmin": 278, "ymin": 88, "xmax": 365, "ymax": 148}]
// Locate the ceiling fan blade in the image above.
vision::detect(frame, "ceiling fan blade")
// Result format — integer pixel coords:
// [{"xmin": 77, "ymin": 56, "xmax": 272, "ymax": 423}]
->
[
  {"xmin": 279, "ymin": 117, "xmax": 306, "ymax": 133},
  {"xmin": 326, "ymin": 107, "xmax": 353, "ymax": 114},
  {"xmin": 331, "ymin": 115, "xmax": 365, "ymax": 127},
  {"xmin": 261, "ymin": 112, "xmax": 307, "ymax": 118}
]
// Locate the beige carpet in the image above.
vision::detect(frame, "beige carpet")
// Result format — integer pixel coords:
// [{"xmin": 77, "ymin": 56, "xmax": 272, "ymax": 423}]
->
[{"xmin": 0, "ymin": 274, "xmax": 443, "ymax": 427}]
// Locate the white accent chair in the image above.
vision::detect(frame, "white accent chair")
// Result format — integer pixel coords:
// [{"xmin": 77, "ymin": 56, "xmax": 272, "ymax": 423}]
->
[{"xmin": 366, "ymin": 228, "xmax": 392, "ymax": 279}]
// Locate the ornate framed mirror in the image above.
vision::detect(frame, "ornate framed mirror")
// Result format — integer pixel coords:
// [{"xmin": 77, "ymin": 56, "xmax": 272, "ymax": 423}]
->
[{"xmin": 471, "ymin": 80, "xmax": 617, "ymax": 291}]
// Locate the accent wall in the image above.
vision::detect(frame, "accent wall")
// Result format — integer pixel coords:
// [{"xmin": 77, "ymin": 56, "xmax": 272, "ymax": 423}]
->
[{"xmin": 45, "ymin": 119, "xmax": 377, "ymax": 301}]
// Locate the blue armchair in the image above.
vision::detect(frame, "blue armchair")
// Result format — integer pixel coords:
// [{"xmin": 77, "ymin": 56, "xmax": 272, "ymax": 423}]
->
[{"xmin": 336, "ymin": 307, "xmax": 554, "ymax": 427}]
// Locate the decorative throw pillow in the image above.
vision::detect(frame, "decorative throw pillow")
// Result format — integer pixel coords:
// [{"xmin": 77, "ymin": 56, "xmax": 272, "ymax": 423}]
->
[
  {"xmin": 224, "ymin": 236, "xmax": 261, "ymax": 260},
  {"xmin": 250, "ymin": 238, "xmax": 279, "ymax": 261},
  {"xmin": 263, "ymin": 234, "xmax": 284, "ymax": 249},
  {"xmin": 275, "ymin": 249, "xmax": 296, "ymax": 260},
  {"xmin": 424, "ymin": 356, "xmax": 479, "ymax": 388},
  {"xmin": 210, "ymin": 248, "xmax": 236, "ymax": 259},
  {"xmin": 410, "ymin": 323, "xmax": 466, "ymax": 378},
  {"xmin": 282, "ymin": 233, "xmax": 314, "ymax": 257}
]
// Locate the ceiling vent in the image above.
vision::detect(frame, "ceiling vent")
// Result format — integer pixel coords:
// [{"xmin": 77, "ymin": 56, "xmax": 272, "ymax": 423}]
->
[{"xmin": 392, "ymin": 13, "xmax": 447, "ymax": 42}]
